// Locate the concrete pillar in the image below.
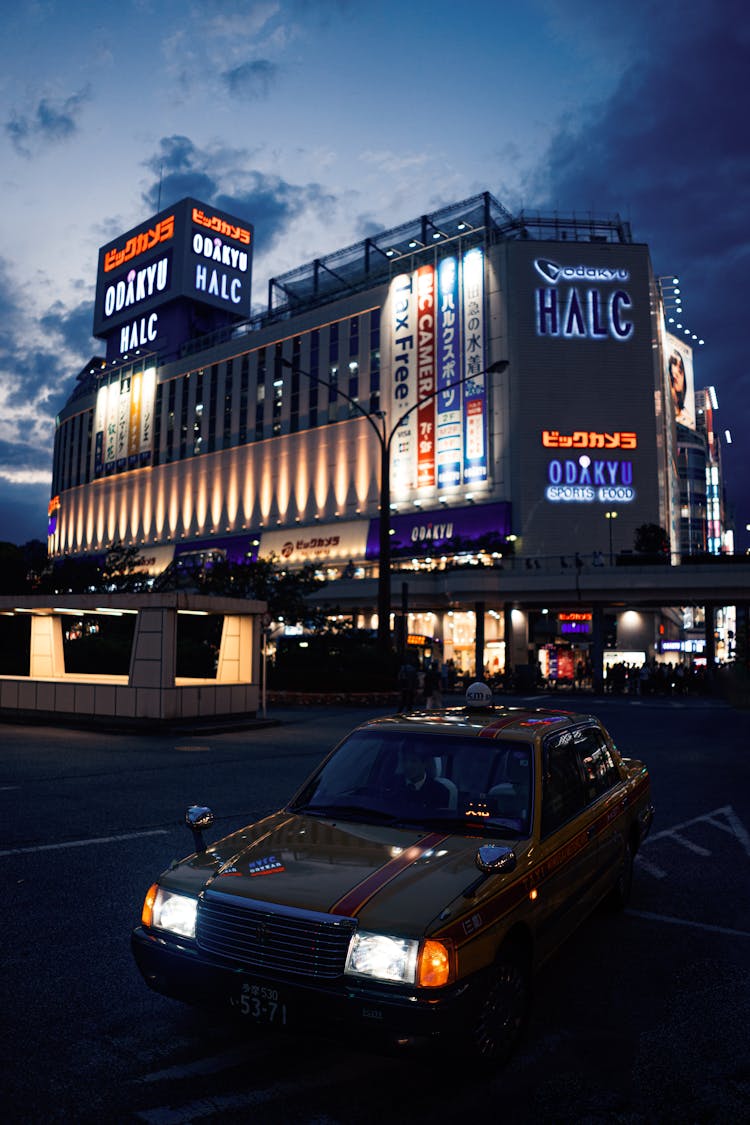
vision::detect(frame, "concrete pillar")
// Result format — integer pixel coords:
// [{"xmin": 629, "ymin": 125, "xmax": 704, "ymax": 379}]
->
[
  {"xmin": 474, "ymin": 601, "xmax": 485, "ymax": 680},
  {"xmin": 704, "ymin": 602, "xmax": 716, "ymax": 685},
  {"xmin": 591, "ymin": 605, "xmax": 604, "ymax": 693},
  {"xmin": 504, "ymin": 605, "xmax": 514, "ymax": 678},
  {"xmin": 216, "ymin": 615, "xmax": 253, "ymax": 683},
  {"xmin": 29, "ymin": 615, "xmax": 65, "ymax": 678},
  {"xmin": 129, "ymin": 608, "xmax": 177, "ymax": 688}
]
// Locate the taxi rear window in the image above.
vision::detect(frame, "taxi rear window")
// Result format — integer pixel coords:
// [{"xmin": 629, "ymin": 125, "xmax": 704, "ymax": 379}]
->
[{"xmin": 541, "ymin": 725, "xmax": 621, "ymax": 835}]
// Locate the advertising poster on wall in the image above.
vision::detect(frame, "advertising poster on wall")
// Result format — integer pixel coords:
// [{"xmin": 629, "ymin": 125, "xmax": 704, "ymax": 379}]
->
[
  {"xmin": 436, "ymin": 256, "xmax": 462, "ymax": 489},
  {"xmin": 388, "ymin": 245, "xmax": 487, "ymax": 497},
  {"xmin": 390, "ymin": 271, "xmax": 418, "ymax": 492},
  {"xmin": 461, "ymin": 247, "xmax": 488, "ymax": 484},
  {"xmin": 92, "ymin": 362, "xmax": 157, "ymax": 479},
  {"xmin": 663, "ymin": 331, "xmax": 696, "ymax": 429},
  {"xmin": 416, "ymin": 264, "xmax": 436, "ymax": 488}
]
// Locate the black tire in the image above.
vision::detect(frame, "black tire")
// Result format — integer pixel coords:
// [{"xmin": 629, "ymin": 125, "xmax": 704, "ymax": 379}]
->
[
  {"xmin": 609, "ymin": 837, "xmax": 634, "ymax": 910},
  {"xmin": 470, "ymin": 951, "xmax": 530, "ymax": 1066}
]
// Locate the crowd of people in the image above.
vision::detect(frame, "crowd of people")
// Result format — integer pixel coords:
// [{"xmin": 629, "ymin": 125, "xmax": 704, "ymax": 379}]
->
[
  {"xmin": 397, "ymin": 653, "xmax": 713, "ymax": 708},
  {"xmin": 602, "ymin": 659, "xmax": 710, "ymax": 696}
]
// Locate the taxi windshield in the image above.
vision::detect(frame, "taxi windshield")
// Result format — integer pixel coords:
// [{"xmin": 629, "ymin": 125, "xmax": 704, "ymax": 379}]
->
[{"xmin": 290, "ymin": 728, "xmax": 532, "ymax": 837}]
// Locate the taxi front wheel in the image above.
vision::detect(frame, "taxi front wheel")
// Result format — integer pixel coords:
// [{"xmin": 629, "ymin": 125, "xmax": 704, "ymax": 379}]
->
[{"xmin": 470, "ymin": 952, "xmax": 530, "ymax": 1066}]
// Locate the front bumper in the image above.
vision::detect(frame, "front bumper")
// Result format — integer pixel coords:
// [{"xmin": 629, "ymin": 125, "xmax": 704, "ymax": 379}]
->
[{"xmin": 132, "ymin": 925, "xmax": 477, "ymax": 1046}]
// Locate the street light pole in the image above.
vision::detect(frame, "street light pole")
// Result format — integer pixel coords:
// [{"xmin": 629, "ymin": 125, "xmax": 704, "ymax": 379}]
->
[
  {"xmin": 605, "ymin": 510, "xmax": 618, "ymax": 565},
  {"xmin": 281, "ymin": 357, "xmax": 508, "ymax": 655}
]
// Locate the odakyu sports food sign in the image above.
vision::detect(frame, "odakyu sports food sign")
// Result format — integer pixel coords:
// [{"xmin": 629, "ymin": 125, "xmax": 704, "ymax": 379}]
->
[
  {"xmin": 545, "ymin": 454, "xmax": 635, "ymax": 504},
  {"xmin": 93, "ymin": 198, "xmax": 253, "ymax": 357},
  {"xmin": 389, "ymin": 246, "xmax": 488, "ymax": 495},
  {"xmin": 533, "ymin": 257, "xmax": 634, "ymax": 342}
]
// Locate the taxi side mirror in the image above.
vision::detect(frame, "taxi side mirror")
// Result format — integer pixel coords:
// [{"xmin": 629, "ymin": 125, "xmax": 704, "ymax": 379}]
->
[
  {"xmin": 463, "ymin": 845, "xmax": 517, "ymax": 899},
  {"xmin": 475, "ymin": 845, "xmax": 516, "ymax": 874},
  {"xmin": 186, "ymin": 805, "xmax": 215, "ymax": 853}
]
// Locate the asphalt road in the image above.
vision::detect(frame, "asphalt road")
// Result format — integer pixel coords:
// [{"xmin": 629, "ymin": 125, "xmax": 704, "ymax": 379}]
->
[{"xmin": 2, "ymin": 694, "xmax": 749, "ymax": 1124}]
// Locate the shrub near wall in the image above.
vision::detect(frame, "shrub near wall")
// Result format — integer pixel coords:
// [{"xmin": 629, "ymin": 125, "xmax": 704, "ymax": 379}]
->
[{"xmin": 269, "ymin": 634, "xmax": 398, "ymax": 693}]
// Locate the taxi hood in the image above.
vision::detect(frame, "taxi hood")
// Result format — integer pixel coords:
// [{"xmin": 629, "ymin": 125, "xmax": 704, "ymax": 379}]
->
[{"xmin": 163, "ymin": 811, "xmax": 532, "ymax": 937}]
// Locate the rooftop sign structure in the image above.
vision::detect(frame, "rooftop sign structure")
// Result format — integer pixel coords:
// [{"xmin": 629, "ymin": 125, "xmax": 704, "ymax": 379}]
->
[{"xmin": 93, "ymin": 198, "xmax": 254, "ymax": 361}]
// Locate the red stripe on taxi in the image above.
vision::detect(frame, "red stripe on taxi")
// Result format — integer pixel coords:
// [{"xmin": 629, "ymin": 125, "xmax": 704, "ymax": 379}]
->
[
  {"xmin": 329, "ymin": 832, "xmax": 449, "ymax": 918},
  {"xmin": 477, "ymin": 716, "xmax": 524, "ymax": 739}
]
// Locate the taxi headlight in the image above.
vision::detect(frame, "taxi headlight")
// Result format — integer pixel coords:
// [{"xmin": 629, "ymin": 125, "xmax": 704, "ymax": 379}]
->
[
  {"xmin": 345, "ymin": 931, "xmax": 418, "ymax": 984},
  {"xmin": 142, "ymin": 885, "xmax": 197, "ymax": 939}
]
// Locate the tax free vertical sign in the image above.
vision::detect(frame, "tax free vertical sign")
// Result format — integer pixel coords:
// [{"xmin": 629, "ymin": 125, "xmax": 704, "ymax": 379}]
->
[
  {"xmin": 389, "ymin": 245, "xmax": 488, "ymax": 494},
  {"xmin": 390, "ymin": 272, "xmax": 417, "ymax": 491}
]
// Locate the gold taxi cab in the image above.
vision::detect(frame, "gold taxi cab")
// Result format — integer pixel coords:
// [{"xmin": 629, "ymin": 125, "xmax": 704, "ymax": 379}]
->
[{"xmin": 132, "ymin": 687, "xmax": 653, "ymax": 1064}]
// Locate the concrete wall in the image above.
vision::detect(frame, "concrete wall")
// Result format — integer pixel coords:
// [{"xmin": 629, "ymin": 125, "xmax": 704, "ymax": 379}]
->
[{"xmin": 0, "ymin": 594, "xmax": 264, "ymax": 729}]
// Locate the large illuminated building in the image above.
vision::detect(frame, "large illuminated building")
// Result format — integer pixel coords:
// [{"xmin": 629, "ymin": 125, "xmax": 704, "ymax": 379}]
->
[{"xmin": 49, "ymin": 192, "xmax": 720, "ymax": 674}]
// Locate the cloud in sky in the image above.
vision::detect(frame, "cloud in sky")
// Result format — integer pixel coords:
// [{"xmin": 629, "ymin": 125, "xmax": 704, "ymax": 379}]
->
[
  {"xmin": 222, "ymin": 59, "xmax": 280, "ymax": 100},
  {"xmin": 141, "ymin": 135, "xmax": 337, "ymax": 256},
  {"xmin": 528, "ymin": 0, "xmax": 749, "ymax": 526},
  {"xmin": 5, "ymin": 86, "xmax": 91, "ymax": 156},
  {"xmin": 0, "ymin": 0, "xmax": 747, "ymax": 547}
]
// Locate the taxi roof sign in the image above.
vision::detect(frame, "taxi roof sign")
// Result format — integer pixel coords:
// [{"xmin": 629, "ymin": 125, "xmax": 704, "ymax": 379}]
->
[{"xmin": 465, "ymin": 682, "xmax": 493, "ymax": 708}]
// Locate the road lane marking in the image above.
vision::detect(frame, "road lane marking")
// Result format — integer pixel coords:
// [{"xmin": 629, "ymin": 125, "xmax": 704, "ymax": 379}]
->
[
  {"xmin": 668, "ymin": 831, "xmax": 711, "ymax": 856},
  {"xmin": 628, "ymin": 909, "xmax": 750, "ymax": 939},
  {"xmin": 0, "ymin": 828, "xmax": 169, "ymax": 856},
  {"xmin": 639, "ymin": 805, "xmax": 749, "ymax": 863},
  {"xmin": 634, "ymin": 853, "xmax": 667, "ymax": 879},
  {"xmin": 134, "ymin": 1052, "xmax": 384, "ymax": 1123},
  {"xmin": 138, "ymin": 1046, "xmax": 251, "ymax": 1083}
]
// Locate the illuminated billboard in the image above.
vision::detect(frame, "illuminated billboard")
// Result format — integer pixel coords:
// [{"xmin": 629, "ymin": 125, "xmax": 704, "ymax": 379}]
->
[
  {"xmin": 92, "ymin": 360, "xmax": 156, "ymax": 479},
  {"xmin": 93, "ymin": 198, "xmax": 253, "ymax": 358},
  {"xmin": 388, "ymin": 247, "xmax": 487, "ymax": 496},
  {"xmin": 663, "ymin": 331, "xmax": 696, "ymax": 430},
  {"xmin": 507, "ymin": 239, "xmax": 658, "ymax": 547}
]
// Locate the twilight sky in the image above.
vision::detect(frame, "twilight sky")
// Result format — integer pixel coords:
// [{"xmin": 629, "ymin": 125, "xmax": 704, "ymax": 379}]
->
[{"xmin": 1, "ymin": 0, "xmax": 748, "ymax": 548}]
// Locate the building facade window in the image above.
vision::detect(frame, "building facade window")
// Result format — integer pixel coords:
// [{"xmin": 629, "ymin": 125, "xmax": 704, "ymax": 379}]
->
[
  {"xmin": 193, "ymin": 369, "xmax": 204, "ymax": 455},
  {"xmin": 223, "ymin": 359, "xmax": 234, "ymax": 448},
  {"xmin": 328, "ymin": 322, "xmax": 339, "ymax": 423},
  {"xmin": 369, "ymin": 307, "xmax": 381, "ymax": 413},
  {"xmin": 165, "ymin": 379, "xmax": 176, "ymax": 463},
  {"xmin": 207, "ymin": 364, "xmax": 219, "ymax": 453},
  {"xmin": 290, "ymin": 336, "xmax": 301, "ymax": 433},
  {"xmin": 239, "ymin": 353, "xmax": 249, "ymax": 444},
  {"xmin": 255, "ymin": 347, "xmax": 266, "ymax": 441},
  {"xmin": 309, "ymin": 330, "xmax": 320, "ymax": 428}
]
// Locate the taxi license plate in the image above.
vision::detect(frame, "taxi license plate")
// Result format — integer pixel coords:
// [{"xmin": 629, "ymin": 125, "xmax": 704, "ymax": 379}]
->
[{"xmin": 231, "ymin": 981, "xmax": 288, "ymax": 1026}]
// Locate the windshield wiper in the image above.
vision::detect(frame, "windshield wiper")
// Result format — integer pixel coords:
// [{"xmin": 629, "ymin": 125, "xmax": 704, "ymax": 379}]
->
[
  {"xmin": 412, "ymin": 815, "xmax": 522, "ymax": 838},
  {"xmin": 291, "ymin": 803, "xmax": 398, "ymax": 823}
]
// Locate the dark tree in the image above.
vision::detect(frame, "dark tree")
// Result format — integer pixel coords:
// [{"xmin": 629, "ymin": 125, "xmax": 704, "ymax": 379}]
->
[{"xmin": 633, "ymin": 524, "xmax": 670, "ymax": 557}]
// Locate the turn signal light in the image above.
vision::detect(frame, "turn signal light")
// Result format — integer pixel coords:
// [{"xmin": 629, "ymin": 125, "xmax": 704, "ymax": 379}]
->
[
  {"xmin": 141, "ymin": 883, "xmax": 159, "ymax": 927},
  {"xmin": 417, "ymin": 939, "xmax": 451, "ymax": 987}
]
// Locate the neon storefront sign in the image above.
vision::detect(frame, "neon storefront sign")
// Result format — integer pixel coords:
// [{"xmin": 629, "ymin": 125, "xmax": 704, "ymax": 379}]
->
[
  {"xmin": 533, "ymin": 257, "xmax": 634, "ymax": 342},
  {"xmin": 542, "ymin": 429, "xmax": 637, "ymax": 450},
  {"xmin": 545, "ymin": 455, "xmax": 635, "ymax": 503}
]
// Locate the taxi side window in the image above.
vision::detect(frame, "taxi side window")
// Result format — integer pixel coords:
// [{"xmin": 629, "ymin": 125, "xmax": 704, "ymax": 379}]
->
[
  {"xmin": 575, "ymin": 727, "xmax": 620, "ymax": 801},
  {"xmin": 541, "ymin": 737, "xmax": 587, "ymax": 836}
]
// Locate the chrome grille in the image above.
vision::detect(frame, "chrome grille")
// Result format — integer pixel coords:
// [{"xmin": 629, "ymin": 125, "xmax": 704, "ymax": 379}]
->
[{"xmin": 196, "ymin": 891, "xmax": 357, "ymax": 979}]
